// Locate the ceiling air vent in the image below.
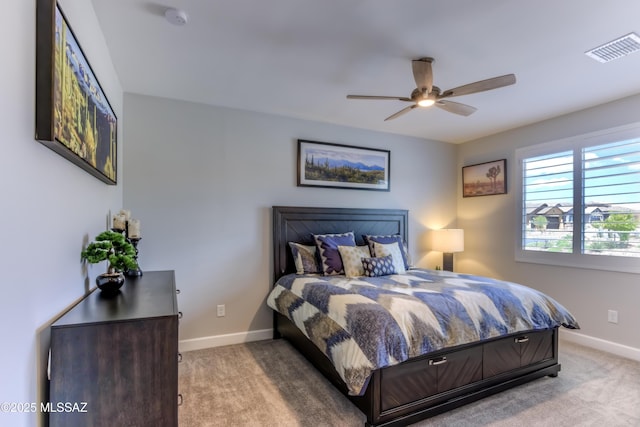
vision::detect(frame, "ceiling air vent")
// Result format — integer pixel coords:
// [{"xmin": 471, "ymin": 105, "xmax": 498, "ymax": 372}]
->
[{"xmin": 585, "ymin": 32, "xmax": 640, "ymax": 63}]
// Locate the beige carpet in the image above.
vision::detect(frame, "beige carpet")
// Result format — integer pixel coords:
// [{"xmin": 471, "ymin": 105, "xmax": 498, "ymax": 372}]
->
[{"xmin": 178, "ymin": 339, "xmax": 640, "ymax": 426}]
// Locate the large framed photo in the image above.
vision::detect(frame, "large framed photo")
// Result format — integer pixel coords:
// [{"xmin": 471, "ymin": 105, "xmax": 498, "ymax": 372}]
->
[
  {"xmin": 298, "ymin": 140, "xmax": 390, "ymax": 191},
  {"xmin": 35, "ymin": 0, "xmax": 117, "ymax": 185},
  {"xmin": 462, "ymin": 159, "xmax": 507, "ymax": 197}
]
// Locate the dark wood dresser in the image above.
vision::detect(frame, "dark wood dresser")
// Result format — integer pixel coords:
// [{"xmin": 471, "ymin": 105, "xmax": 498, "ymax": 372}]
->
[{"xmin": 49, "ymin": 270, "xmax": 180, "ymax": 427}]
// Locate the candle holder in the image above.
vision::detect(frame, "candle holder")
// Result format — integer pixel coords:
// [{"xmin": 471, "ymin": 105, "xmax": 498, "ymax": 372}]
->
[
  {"xmin": 111, "ymin": 222, "xmax": 143, "ymax": 277},
  {"xmin": 126, "ymin": 237, "xmax": 143, "ymax": 277}
]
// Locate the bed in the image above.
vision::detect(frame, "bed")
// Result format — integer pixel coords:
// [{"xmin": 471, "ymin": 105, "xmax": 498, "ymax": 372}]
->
[{"xmin": 268, "ymin": 206, "xmax": 579, "ymax": 427}]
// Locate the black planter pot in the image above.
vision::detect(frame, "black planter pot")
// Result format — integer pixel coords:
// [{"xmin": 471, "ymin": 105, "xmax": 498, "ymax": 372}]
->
[{"xmin": 96, "ymin": 272, "xmax": 125, "ymax": 295}]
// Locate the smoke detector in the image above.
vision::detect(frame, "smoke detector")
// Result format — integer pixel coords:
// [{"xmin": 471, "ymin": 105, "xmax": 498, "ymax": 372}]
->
[
  {"xmin": 165, "ymin": 8, "xmax": 188, "ymax": 26},
  {"xmin": 585, "ymin": 32, "xmax": 640, "ymax": 63}
]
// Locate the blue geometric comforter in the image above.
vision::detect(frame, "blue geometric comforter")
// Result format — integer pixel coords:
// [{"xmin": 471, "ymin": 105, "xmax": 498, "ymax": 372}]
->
[{"xmin": 266, "ymin": 268, "xmax": 579, "ymax": 396}]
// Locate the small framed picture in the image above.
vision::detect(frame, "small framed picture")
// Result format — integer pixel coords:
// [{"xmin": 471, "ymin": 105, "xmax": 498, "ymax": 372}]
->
[
  {"xmin": 297, "ymin": 140, "xmax": 390, "ymax": 191},
  {"xmin": 462, "ymin": 159, "xmax": 507, "ymax": 197}
]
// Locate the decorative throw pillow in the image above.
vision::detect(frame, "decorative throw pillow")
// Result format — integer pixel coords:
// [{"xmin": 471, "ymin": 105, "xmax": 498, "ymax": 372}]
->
[
  {"xmin": 372, "ymin": 241, "xmax": 406, "ymax": 274},
  {"xmin": 338, "ymin": 245, "xmax": 371, "ymax": 278},
  {"xmin": 361, "ymin": 255, "xmax": 396, "ymax": 277},
  {"xmin": 288, "ymin": 242, "xmax": 321, "ymax": 274},
  {"xmin": 314, "ymin": 232, "xmax": 356, "ymax": 275},
  {"xmin": 363, "ymin": 234, "xmax": 411, "ymax": 269}
]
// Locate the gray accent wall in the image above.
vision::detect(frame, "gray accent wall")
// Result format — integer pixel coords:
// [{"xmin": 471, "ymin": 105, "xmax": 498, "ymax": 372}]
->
[{"xmin": 123, "ymin": 93, "xmax": 457, "ymax": 341}]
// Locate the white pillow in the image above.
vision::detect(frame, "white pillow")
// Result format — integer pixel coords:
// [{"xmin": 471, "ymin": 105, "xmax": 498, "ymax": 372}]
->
[
  {"xmin": 372, "ymin": 241, "xmax": 406, "ymax": 274},
  {"xmin": 337, "ymin": 245, "xmax": 371, "ymax": 278}
]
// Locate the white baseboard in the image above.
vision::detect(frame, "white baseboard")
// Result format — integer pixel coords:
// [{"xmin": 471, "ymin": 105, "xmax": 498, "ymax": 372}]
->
[
  {"xmin": 559, "ymin": 329, "xmax": 640, "ymax": 362},
  {"xmin": 179, "ymin": 328, "xmax": 273, "ymax": 353}
]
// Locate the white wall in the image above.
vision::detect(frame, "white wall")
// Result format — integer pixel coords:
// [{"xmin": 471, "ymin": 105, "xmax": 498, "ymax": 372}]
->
[
  {"xmin": 0, "ymin": 1, "xmax": 123, "ymax": 426},
  {"xmin": 123, "ymin": 93, "xmax": 457, "ymax": 346},
  {"xmin": 457, "ymin": 93, "xmax": 640, "ymax": 356}
]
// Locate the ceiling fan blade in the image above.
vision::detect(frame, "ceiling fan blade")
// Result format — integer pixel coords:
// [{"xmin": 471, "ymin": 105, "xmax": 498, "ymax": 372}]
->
[
  {"xmin": 435, "ymin": 100, "xmax": 477, "ymax": 116},
  {"xmin": 440, "ymin": 74, "xmax": 516, "ymax": 98},
  {"xmin": 384, "ymin": 104, "xmax": 417, "ymax": 121},
  {"xmin": 412, "ymin": 58, "xmax": 433, "ymax": 93},
  {"xmin": 347, "ymin": 95, "xmax": 412, "ymax": 102}
]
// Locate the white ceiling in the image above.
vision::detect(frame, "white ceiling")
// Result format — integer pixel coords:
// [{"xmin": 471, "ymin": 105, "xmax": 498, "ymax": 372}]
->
[{"xmin": 90, "ymin": 0, "xmax": 640, "ymax": 144}]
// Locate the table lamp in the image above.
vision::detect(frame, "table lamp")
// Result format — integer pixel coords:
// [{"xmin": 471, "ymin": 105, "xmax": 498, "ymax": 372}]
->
[{"xmin": 431, "ymin": 229, "xmax": 464, "ymax": 272}]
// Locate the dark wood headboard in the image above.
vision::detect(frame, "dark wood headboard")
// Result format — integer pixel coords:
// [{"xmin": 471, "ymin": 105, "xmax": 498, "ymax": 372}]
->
[{"xmin": 272, "ymin": 206, "xmax": 408, "ymax": 281}]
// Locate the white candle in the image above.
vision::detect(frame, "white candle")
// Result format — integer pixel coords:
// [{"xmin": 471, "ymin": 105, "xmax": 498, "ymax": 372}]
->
[
  {"xmin": 128, "ymin": 219, "xmax": 141, "ymax": 238},
  {"xmin": 113, "ymin": 214, "xmax": 126, "ymax": 230},
  {"xmin": 119, "ymin": 209, "xmax": 131, "ymax": 221}
]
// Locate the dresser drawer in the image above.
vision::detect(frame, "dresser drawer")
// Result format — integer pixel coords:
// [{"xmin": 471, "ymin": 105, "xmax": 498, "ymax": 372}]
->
[
  {"xmin": 380, "ymin": 345, "xmax": 482, "ymax": 411},
  {"xmin": 483, "ymin": 329, "xmax": 554, "ymax": 378}
]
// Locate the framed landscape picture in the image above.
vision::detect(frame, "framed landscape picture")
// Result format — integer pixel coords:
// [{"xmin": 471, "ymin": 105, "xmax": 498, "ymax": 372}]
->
[
  {"xmin": 297, "ymin": 140, "xmax": 390, "ymax": 191},
  {"xmin": 35, "ymin": 0, "xmax": 117, "ymax": 184},
  {"xmin": 462, "ymin": 159, "xmax": 507, "ymax": 197}
]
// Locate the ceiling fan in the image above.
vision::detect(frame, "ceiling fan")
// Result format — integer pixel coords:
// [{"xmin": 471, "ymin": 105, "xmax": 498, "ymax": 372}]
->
[{"xmin": 346, "ymin": 57, "xmax": 516, "ymax": 121}]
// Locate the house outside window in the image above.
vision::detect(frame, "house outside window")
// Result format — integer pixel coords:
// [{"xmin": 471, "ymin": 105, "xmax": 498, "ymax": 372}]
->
[{"xmin": 515, "ymin": 124, "xmax": 640, "ymax": 273}]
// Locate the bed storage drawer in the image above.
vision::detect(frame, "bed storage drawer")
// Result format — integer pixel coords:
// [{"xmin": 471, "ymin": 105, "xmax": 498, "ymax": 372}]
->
[
  {"xmin": 483, "ymin": 329, "xmax": 554, "ymax": 377},
  {"xmin": 380, "ymin": 345, "xmax": 483, "ymax": 411}
]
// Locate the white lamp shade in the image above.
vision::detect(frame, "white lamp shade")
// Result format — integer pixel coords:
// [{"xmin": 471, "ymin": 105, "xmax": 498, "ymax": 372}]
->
[{"xmin": 431, "ymin": 229, "xmax": 464, "ymax": 253}]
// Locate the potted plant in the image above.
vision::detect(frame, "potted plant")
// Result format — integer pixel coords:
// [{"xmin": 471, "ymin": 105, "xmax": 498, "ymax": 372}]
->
[{"xmin": 81, "ymin": 230, "xmax": 138, "ymax": 293}]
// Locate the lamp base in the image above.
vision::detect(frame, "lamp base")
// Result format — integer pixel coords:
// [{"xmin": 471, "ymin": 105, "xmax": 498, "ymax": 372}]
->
[{"xmin": 442, "ymin": 253, "xmax": 454, "ymax": 272}]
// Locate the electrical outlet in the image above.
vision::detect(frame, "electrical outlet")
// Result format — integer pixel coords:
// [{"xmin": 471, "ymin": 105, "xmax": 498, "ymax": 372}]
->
[
  {"xmin": 217, "ymin": 304, "xmax": 226, "ymax": 317},
  {"xmin": 607, "ymin": 309, "xmax": 618, "ymax": 324}
]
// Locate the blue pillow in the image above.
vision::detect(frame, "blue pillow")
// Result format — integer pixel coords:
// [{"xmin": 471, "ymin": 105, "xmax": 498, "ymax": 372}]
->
[
  {"xmin": 314, "ymin": 232, "xmax": 356, "ymax": 275},
  {"xmin": 361, "ymin": 255, "xmax": 396, "ymax": 277}
]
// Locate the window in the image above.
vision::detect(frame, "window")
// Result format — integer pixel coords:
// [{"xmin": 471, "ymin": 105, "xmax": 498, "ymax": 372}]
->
[{"xmin": 516, "ymin": 124, "xmax": 640, "ymax": 273}]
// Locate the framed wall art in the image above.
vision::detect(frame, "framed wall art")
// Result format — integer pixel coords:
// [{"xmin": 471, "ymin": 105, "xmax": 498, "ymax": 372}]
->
[
  {"xmin": 297, "ymin": 140, "xmax": 390, "ymax": 191},
  {"xmin": 35, "ymin": 0, "xmax": 117, "ymax": 185},
  {"xmin": 462, "ymin": 159, "xmax": 507, "ymax": 197}
]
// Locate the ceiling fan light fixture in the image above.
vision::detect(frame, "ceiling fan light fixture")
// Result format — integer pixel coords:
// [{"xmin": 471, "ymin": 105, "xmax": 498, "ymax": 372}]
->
[
  {"xmin": 418, "ymin": 99, "xmax": 435, "ymax": 107},
  {"xmin": 346, "ymin": 56, "xmax": 516, "ymax": 120}
]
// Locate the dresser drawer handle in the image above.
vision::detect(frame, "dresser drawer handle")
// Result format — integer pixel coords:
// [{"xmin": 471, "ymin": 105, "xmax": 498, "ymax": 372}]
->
[
  {"xmin": 428, "ymin": 356, "xmax": 447, "ymax": 366},
  {"xmin": 515, "ymin": 336, "xmax": 529, "ymax": 344},
  {"xmin": 178, "ymin": 394, "xmax": 183, "ymax": 406},
  {"xmin": 178, "ymin": 311, "xmax": 183, "ymax": 319},
  {"xmin": 178, "ymin": 352, "xmax": 183, "ymax": 363},
  {"xmin": 176, "ymin": 289, "xmax": 181, "ymax": 294}
]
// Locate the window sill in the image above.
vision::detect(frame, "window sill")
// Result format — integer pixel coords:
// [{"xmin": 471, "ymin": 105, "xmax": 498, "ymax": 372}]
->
[{"xmin": 515, "ymin": 251, "xmax": 640, "ymax": 274}]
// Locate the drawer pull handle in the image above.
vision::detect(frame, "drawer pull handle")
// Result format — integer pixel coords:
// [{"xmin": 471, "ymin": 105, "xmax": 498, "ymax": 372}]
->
[
  {"xmin": 428, "ymin": 356, "xmax": 447, "ymax": 366},
  {"xmin": 176, "ymin": 289, "xmax": 181, "ymax": 294},
  {"xmin": 515, "ymin": 336, "xmax": 529, "ymax": 343},
  {"xmin": 178, "ymin": 352, "xmax": 183, "ymax": 363},
  {"xmin": 178, "ymin": 311, "xmax": 183, "ymax": 319},
  {"xmin": 178, "ymin": 393, "xmax": 183, "ymax": 406}
]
